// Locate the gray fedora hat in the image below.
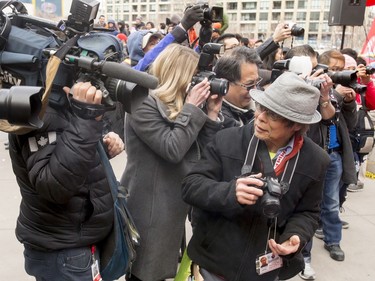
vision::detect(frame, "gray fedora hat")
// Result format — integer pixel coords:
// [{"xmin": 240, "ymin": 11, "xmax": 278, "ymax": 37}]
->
[{"xmin": 250, "ymin": 71, "xmax": 322, "ymax": 124}]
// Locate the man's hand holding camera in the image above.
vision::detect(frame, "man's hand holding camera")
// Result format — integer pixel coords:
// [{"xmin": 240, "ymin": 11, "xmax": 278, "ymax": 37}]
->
[
  {"xmin": 336, "ymin": 84, "xmax": 356, "ymax": 103},
  {"xmin": 64, "ymin": 81, "xmax": 104, "ymax": 120},
  {"xmin": 235, "ymin": 173, "xmax": 264, "ymax": 205},
  {"xmin": 357, "ymin": 63, "xmax": 371, "ymax": 85},
  {"xmin": 272, "ymin": 22, "xmax": 292, "ymax": 43},
  {"xmin": 180, "ymin": 5, "xmax": 204, "ymax": 30}
]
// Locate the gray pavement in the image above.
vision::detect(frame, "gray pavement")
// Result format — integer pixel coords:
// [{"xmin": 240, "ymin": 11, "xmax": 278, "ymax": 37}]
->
[{"xmin": 1, "ymin": 131, "xmax": 375, "ymax": 280}]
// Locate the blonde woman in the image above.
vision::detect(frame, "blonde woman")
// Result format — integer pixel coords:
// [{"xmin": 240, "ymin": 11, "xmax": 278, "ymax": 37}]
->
[{"xmin": 121, "ymin": 43, "xmax": 223, "ymax": 281}]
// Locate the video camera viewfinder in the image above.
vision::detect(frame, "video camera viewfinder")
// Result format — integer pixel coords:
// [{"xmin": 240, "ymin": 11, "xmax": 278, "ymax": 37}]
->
[{"xmin": 59, "ymin": 0, "xmax": 99, "ymax": 34}]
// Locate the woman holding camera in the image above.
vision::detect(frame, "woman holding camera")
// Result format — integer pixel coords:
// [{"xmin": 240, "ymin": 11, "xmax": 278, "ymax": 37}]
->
[{"xmin": 120, "ymin": 43, "xmax": 223, "ymax": 281}]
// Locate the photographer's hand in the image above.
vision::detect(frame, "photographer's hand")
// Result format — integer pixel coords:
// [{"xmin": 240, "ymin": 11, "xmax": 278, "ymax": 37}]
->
[
  {"xmin": 235, "ymin": 173, "xmax": 264, "ymax": 205},
  {"xmin": 335, "ymin": 85, "xmax": 356, "ymax": 102},
  {"xmin": 268, "ymin": 235, "xmax": 300, "ymax": 257},
  {"xmin": 357, "ymin": 64, "xmax": 371, "ymax": 84},
  {"xmin": 206, "ymin": 94, "xmax": 223, "ymax": 121},
  {"xmin": 272, "ymin": 22, "xmax": 292, "ymax": 43},
  {"xmin": 103, "ymin": 132, "xmax": 124, "ymax": 158},
  {"xmin": 185, "ymin": 78, "xmax": 211, "ymax": 107},
  {"xmin": 181, "ymin": 5, "xmax": 204, "ymax": 30},
  {"xmin": 63, "ymin": 82, "xmax": 103, "ymax": 120}
]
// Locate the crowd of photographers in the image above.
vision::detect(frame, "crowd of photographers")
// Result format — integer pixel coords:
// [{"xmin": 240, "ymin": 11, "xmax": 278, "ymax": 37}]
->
[
  {"xmin": 4, "ymin": 3, "xmax": 375, "ymax": 281},
  {"xmin": 95, "ymin": 6, "xmax": 374, "ymax": 281}
]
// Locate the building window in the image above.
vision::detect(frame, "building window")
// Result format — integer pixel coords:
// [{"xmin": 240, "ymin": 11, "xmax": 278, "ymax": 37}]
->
[
  {"xmin": 272, "ymin": 12, "xmax": 280, "ymax": 21},
  {"xmin": 227, "ymin": 2, "xmax": 238, "ymax": 10},
  {"xmin": 260, "ymin": 1, "xmax": 269, "ymax": 10},
  {"xmin": 310, "ymin": 0, "xmax": 320, "ymax": 9},
  {"xmin": 285, "ymin": 1, "xmax": 294, "ymax": 9},
  {"xmin": 309, "ymin": 22, "xmax": 319, "ymax": 32},
  {"xmin": 273, "ymin": 1, "xmax": 281, "ymax": 9},
  {"xmin": 258, "ymin": 22, "xmax": 268, "ymax": 32},
  {"xmin": 132, "ymin": 5, "xmax": 138, "ymax": 12},
  {"xmin": 240, "ymin": 23, "xmax": 255, "ymax": 34},
  {"xmin": 298, "ymin": 0, "xmax": 306, "ymax": 9},
  {"xmin": 285, "ymin": 12, "xmax": 293, "ymax": 21},
  {"xmin": 228, "ymin": 13, "xmax": 237, "ymax": 21},
  {"xmin": 259, "ymin": 12, "xmax": 268, "ymax": 21},
  {"xmin": 310, "ymin": 12, "xmax": 320, "ymax": 21},
  {"xmin": 242, "ymin": 2, "xmax": 257, "ymax": 10},
  {"xmin": 241, "ymin": 13, "xmax": 256, "ymax": 21},
  {"xmin": 296, "ymin": 12, "xmax": 306, "ymax": 21},
  {"xmin": 141, "ymin": 4, "xmax": 146, "ymax": 12},
  {"xmin": 159, "ymin": 4, "xmax": 170, "ymax": 11},
  {"xmin": 150, "ymin": 4, "xmax": 156, "ymax": 11}
]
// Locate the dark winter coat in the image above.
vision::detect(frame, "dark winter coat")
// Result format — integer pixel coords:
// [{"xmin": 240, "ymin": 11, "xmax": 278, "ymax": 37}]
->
[
  {"xmin": 182, "ymin": 122, "xmax": 330, "ymax": 281},
  {"xmin": 307, "ymin": 89, "xmax": 358, "ymax": 184},
  {"xmin": 120, "ymin": 94, "xmax": 223, "ymax": 281},
  {"xmin": 8, "ymin": 105, "xmax": 113, "ymax": 251}
]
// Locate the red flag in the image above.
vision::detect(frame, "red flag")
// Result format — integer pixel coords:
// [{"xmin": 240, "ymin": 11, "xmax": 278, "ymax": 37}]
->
[
  {"xmin": 367, "ymin": 0, "xmax": 375, "ymax": 6},
  {"xmin": 361, "ymin": 18, "xmax": 375, "ymax": 64}
]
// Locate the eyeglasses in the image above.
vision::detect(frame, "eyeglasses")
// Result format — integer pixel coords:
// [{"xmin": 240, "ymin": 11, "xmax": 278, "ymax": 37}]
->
[
  {"xmin": 231, "ymin": 77, "xmax": 263, "ymax": 91},
  {"xmin": 255, "ymin": 102, "xmax": 285, "ymax": 121}
]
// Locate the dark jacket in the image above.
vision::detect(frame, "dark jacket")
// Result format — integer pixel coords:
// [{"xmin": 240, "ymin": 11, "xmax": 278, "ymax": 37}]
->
[
  {"xmin": 307, "ymin": 90, "xmax": 358, "ymax": 184},
  {"xmin": 221, "ymin": 99, "xmax": 254, "ymax": 128},
  {"xmin": 8, "ymin": 105, "xmax": 113, "ymax": 251},
  {"xmin": 120, "ymin": 94, "xmax": 223, "ymax": 281},
  {"xmin": 182, "ymin": 123, "xmax": 330, "ymax": 281}
]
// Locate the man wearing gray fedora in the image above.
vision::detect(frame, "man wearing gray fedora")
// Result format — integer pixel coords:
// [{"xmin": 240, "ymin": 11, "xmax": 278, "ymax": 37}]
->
[{"xmin": 182, "ymin": 72, "xmax": 331, "ymax": 281}]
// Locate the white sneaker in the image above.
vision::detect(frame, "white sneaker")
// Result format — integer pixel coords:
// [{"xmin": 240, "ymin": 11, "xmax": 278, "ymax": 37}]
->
[{"xmin": 298, "ymin": 261, "xmax": 316, "ymax": 280}]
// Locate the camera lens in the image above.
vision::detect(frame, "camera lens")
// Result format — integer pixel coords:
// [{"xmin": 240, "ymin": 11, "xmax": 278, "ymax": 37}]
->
[
  {"xmin": 366, "ymin": 65, "xmax": 375, "ymax": 75},
  {"xmin": 261, "ymin": 196, "xmax": 281, "ymax": 219},
  {"xmin": 328, "ymin": 70, "xmax": 357, "ymax": 87},
  {"xmin": 210, "ymin": 78, "xmax": 228, "ymax": 96},
  {"xmin": 291, "ymin": 25, "xmax": 305, "ymax": 37}
]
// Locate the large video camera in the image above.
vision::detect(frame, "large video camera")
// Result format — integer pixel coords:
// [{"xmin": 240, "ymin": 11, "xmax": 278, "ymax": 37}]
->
[
  {"xmin": 0, "ymin": 0, "xmax": 158, "ymax": 130},
  {"xmin": 190, "ymin": 43, "xmax": 228, "ymax": 96},
  {"xmin": 0, "ymin": 86, "xmax": 44, "ymax": 128}
]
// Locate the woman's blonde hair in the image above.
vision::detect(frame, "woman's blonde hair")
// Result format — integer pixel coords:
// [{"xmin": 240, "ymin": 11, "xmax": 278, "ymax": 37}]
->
[{"xmin": 149, "ymin": 44, "xmax": 199, "ymax": 120}]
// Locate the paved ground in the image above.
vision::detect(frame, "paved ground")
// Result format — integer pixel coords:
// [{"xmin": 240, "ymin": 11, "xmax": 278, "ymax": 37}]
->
[{"xmin": 1, "ymin": 131, "xmax": 374, "ymax": 281}]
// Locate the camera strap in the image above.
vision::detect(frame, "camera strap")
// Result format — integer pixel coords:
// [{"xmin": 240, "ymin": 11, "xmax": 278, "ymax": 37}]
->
[{"xmin": 242, "ymin": 134, "xmax": 299, "ymax": 187}]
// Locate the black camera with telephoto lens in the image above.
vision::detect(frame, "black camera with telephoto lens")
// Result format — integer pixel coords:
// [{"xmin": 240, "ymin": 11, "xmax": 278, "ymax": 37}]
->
[
  {"xmin": 190, "ymin": 43, "xmax": 228, "ymax": 96},
  {"xmin": 311, "ymin": 63, "xmax": 366, "ymax": 94}
]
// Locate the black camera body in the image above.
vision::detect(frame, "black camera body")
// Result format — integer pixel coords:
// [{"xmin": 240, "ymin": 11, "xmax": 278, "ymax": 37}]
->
[
  {"xmin": 366, "ymin": 65, "xmax": 375, "ymax": 75},
  {"xmin": 195, "ymin": 3, "xmax": 223, "ymax": 23},
  {"xmin": 285, "ymin": 22, "xmax": 305, "ymax": 37},
  {"xmin": 260, "ymin": 177, "xmax": 288, "ymax": 219},
  {"xmin": 191, "ymin": 43, "xmax": 228, "ymax": 96}
]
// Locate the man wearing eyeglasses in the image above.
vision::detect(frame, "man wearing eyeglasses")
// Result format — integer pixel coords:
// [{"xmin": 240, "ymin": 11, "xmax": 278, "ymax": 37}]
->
[
  {"xmin": 182, "ymin": 72, "xmax": 330, "ymax": 281},
  {"xmin": 214, "ymin": 46, "xmax": 263, "ymax": 128}
]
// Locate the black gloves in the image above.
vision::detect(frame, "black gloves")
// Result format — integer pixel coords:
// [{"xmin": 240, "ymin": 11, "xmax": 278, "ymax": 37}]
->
[{"xmin": 180, "ymin": 5, "xmax": 204, "ymax": 30}]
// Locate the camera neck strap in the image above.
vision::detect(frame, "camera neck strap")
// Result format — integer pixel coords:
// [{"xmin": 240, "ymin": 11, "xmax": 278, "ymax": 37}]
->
[{"xmin": 242, "ymin": 134, "xmax": 299, "ymax": 186}]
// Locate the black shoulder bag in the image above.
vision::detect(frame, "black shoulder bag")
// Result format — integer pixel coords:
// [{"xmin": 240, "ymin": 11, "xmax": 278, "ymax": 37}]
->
[{"xmin": 97, "ymin": 142, "xmax": 140, "ymax": 280}]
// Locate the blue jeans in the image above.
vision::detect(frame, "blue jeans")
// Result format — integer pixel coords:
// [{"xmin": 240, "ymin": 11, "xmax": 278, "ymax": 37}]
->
[
  {"xmin": 321, "ymin": 152, "xmax": 343, "ymax": 246},
  {"xmin": 24, "ymin": 246, "xmax": 98, "ymax": 281}
]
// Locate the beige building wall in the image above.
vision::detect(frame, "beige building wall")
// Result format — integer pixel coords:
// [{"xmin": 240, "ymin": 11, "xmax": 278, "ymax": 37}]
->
[{"xmin": 101, "ymin": 0, "xmax": 373, "ymax": 52}]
